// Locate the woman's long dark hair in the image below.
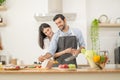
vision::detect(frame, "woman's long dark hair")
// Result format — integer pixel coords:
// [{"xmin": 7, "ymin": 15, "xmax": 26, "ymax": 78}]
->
[{"xmin": 39, "ymin": 23, "xmax": 51, "ymax": 49}]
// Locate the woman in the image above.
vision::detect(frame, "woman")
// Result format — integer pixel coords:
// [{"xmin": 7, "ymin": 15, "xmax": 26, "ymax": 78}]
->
[{"xmin": 38, "ymin": 23, "xmax": 54, "ymax": 50}]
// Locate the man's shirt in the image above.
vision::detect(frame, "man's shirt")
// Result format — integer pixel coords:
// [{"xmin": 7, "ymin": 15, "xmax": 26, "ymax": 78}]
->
[{"xmin": 48, "ymin": 28, "xmax": 85, "ymax": 55}]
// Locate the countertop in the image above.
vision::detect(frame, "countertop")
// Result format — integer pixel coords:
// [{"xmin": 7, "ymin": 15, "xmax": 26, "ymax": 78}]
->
[{"xmin": 0, "ymin": 64, "xmax": 120, "ymax": 73}]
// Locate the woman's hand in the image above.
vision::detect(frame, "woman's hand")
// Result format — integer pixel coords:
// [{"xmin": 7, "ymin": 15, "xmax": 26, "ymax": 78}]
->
[{"xmin": 38, "ymin": 55, "xmax": 46, "ymax": 62}]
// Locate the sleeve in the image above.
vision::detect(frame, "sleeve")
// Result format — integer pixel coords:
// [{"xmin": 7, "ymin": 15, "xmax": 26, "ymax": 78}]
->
[
  {"xmin": 76, "ymin": 29, "xmax": 85, "ymax": 47},
  {"xmin": 48, "ymin": 33, "xmax": 58, "ymax": 55}
]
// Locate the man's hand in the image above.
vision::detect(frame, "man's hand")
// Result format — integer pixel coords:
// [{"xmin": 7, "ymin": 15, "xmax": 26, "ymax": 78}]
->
[
  {"xmin": 71, "ymin": 49, "xmax": 80, "ymax": 55},
  {"xmin": 71, "ymin": 47, "xmax": 85, "ymax": 55}
]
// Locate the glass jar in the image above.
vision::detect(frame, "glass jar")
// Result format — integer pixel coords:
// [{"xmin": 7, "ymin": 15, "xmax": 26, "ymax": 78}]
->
[{"xmin": 0, "ymin": 50, "xmax": 12, "ymax": 65}]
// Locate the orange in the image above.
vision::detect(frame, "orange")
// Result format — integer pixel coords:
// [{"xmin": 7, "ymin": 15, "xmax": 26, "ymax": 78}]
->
[{"xmin": 93, "ymin": 55, "xmax": 100, "ymax": 63}]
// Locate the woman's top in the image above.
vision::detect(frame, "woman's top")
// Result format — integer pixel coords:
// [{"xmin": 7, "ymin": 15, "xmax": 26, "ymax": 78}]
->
[{"xmin": 41, "ymin": 37, "xmax": 50, "ymax": 55}]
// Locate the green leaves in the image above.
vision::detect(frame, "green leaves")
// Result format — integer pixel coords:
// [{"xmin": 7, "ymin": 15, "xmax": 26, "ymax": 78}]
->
[
  {"xmin": 90, "ymin": 19, "xmax": 100, "ymax": 53},
  {"xmin": 0, "ymin": 0, "xmax": 6, "ymax": 5}
]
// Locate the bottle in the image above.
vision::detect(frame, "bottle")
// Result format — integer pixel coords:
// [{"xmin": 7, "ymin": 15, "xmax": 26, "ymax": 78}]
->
[{"xmin": 116, "ymin": 32, "xmax": 120, "ymax": 47}]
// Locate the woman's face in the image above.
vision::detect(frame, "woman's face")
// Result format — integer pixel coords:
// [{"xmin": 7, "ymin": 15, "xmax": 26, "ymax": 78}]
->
[{"xmin": 43, "ymin": 27, "xmax": 53, "ymax": 38}]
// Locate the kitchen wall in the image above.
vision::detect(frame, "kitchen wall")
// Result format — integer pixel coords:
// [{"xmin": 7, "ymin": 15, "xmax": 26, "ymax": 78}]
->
[{"xmin": 0, "ymin": 0, "xmax": 120, "ymax": 64}]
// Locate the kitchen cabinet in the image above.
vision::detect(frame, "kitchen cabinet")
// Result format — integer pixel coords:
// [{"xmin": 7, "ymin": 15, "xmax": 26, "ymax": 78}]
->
[{"xmin": 99, "ymin": 23, "xmax": 120, "ymax": 28}]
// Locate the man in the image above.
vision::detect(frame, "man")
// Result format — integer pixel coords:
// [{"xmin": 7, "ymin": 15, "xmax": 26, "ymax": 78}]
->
[{"xmin": 38, "ymin": 14, "xmax": 85, "ymax": 67}]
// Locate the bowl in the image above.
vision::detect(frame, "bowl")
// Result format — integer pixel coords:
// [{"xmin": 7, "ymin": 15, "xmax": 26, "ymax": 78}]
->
[{"xmin": 84, "ymin": 50, "xmax": 108, "ymax": 70}]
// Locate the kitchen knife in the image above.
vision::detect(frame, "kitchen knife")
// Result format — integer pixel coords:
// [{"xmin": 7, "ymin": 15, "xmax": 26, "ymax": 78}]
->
[{"xmin": 65, "ymin": 54, "xmax": 78, "ymax": 62}]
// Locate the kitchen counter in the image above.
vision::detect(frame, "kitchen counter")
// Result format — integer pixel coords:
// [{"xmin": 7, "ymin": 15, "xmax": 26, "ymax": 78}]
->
[
  {"xmin": 0, "ymin": 67, "xmax": 120, "ymax": 73},
  {"xmin": 0, "ymin": 64, "xmax": 120, "ymax": 80}
]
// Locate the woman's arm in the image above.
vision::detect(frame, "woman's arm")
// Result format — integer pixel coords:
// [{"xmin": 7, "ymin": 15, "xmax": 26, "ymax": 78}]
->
[{"xmin": 38, "ymin": 53, "xmax": 52, "ymax": 62}]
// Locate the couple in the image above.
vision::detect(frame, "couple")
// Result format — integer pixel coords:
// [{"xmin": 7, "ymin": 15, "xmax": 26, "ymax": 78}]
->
[{"xmin": 38, "ymin": 14, "xmax": 85, "ymax": 67}]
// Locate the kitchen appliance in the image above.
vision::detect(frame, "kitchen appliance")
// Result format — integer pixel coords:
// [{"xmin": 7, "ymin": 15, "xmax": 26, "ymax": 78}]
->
[
  {"xmin": 0, "ymin": 55, "xmax": 6, "ymax": 65},
  {"xmin": 114, "ymin": 47, "xmax": 120, "ymax": 64},
  {"xmin": 34, "ymin": 0, "xmax": 76, "ymax": 21},
  {"xmin": 41, "ymin": 59, "xmax": 53, "ymax": 69}
]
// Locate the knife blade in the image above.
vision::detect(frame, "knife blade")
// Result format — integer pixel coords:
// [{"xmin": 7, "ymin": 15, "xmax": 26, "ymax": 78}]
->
[{"xmin": 65, "ymin": 54, "xmax": 78, "ymax": 62}]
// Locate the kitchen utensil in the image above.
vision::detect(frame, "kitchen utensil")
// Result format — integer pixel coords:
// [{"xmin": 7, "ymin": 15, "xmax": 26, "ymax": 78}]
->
[
  {"xmin": 65, "ymin": 54, "xmax": 78, "ymax": 62},
  {"xmin": 41, "ymin": 58, "xmax": 54, "ymax": 69},
  {"xmin": 41, "ymin": 59, "xmax": 50, "ymax": 68}
]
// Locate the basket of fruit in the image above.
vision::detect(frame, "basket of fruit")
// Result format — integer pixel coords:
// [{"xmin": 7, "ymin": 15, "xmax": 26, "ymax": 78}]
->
[{"xmin": 81, "ymin": 49, "xmax": 108, "ymax": 70}]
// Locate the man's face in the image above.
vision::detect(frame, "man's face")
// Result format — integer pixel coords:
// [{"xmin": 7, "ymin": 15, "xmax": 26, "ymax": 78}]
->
[{"xmin": 54, "ymin": 17, "xmax": 66, "ymax": 31}]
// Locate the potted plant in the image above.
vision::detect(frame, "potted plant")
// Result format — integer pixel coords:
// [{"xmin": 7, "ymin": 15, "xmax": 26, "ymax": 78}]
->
[
  {"xmin": 90, "ymin": 19, "xmax": 100, "ymax": 53},
  {"xmin": 0, "ymin": 0, "xmax": 6, "ymax": 6}
]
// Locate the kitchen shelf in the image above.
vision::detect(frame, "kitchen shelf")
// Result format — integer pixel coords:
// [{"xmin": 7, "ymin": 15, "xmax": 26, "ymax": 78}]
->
[
  {"xmin": 99, "ymin": 23, "xmax": 120, "ymax": 28},
  {"xmin": 0, "ymin": 22, "xmax": 6, "ymax": 27},
  {"xmin": 0, "ymin": 6, "xmax": 7, "ymax": 11}
]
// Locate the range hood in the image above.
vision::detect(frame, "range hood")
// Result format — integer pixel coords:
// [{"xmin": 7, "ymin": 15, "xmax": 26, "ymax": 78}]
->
[{"xmin": 34, "ymin": 0, "xmax": 76, "ymax": 22}]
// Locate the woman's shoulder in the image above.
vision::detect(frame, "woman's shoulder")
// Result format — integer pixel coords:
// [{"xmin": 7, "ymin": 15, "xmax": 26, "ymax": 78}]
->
[{"xmin": 44, "ymin": 37, "xmax": 49, "ymax": 42}]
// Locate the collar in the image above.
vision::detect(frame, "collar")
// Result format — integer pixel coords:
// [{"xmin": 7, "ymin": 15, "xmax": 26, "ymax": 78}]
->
[{"xmin": 58, "ymin": 27, "xmax": 73, "ymax": 36}]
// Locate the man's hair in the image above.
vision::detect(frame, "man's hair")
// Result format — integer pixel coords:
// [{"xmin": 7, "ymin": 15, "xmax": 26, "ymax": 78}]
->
[{"xmin": 53, "ymin": 14, "xmax": 65, "ymax": 21}]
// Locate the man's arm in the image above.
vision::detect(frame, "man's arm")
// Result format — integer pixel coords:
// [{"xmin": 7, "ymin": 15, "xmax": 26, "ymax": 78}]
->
[{"xmin": 71, "ymin": 28, "xmax": 85, "ymax": 55}]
